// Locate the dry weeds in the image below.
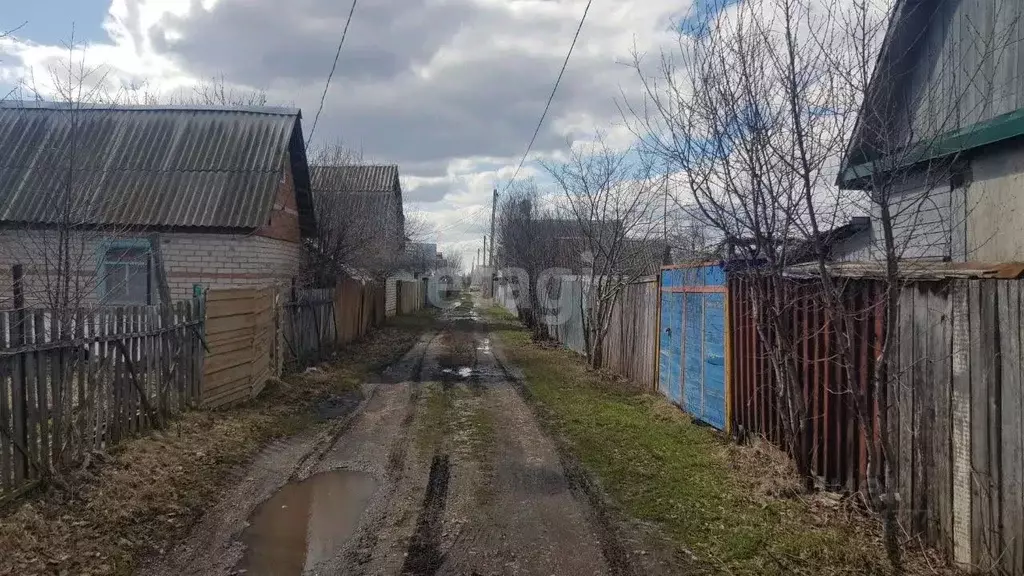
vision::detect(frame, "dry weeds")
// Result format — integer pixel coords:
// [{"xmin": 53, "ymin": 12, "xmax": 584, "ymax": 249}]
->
[{"xmin": 0, "ymin": 314, "xmax": 432, "ymax": 576}]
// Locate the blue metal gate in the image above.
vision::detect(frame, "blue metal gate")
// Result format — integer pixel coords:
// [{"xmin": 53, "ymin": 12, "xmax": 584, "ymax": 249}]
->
[{"xmin": 659, "ymin": 264, "xmax": 729, "ymax": 431}]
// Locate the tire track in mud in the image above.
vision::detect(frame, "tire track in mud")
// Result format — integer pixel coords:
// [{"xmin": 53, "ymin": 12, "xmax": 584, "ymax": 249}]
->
[
  {"xmin": 340, "ymin": 329, "xmax": 442, "ymax": 573},
  {"xmin": 489, "ymin": 336, "xmax": 640, "ymax": 576},
  {"xmin": 400, "ymin": 454, "xmax": 453, "ymax": 575}
]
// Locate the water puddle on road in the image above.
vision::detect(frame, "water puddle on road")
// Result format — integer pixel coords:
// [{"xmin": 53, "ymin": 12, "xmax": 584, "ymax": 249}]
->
[
  {"xmin": 234, "ymin": 470, "xmax": 377, "ymax": 575},
  {"xmin": 441, "ymin": 367, "xmax": 475, "ymax": 378},
  {"xmin": 476, "ymin": 338, "xmax": 492, "ymax": 355}
]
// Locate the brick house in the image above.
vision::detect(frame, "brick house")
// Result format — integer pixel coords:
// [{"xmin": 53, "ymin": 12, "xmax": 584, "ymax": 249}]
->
[{"xmin": 0, "ymin": 102, "xmax": 315, "ymax": 307}]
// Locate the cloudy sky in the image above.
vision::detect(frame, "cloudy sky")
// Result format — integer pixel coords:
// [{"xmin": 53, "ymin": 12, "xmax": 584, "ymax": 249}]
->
[{"xmin": 0, "ymin": 0, "xmax": 695, "ymax": 268}]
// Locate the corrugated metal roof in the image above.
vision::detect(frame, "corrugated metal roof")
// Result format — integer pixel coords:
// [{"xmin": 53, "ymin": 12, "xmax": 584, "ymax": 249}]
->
[
  {"xmin": 785, "ymin": 261, "xmax": 1024, "ymax": 280},
  {"xmin": 310, "ymin": 165, "xmax": 400, "ymax": 193},
  {"xmin": 0, "ymin": 102, "xmax": 315, "ymax": 233}
]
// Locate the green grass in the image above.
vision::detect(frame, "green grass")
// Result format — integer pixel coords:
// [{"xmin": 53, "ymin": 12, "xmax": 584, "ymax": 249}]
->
[{"xmin": 488, "ymin": 313, "xmax": 893, "ymax": 576}]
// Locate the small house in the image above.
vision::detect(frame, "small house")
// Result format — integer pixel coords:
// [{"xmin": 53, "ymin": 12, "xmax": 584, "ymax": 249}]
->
[
  {"xmin": 0, "ymin": 102, "xmax": 315, "ymax": 307},
  {"xmin": 840, "ymin": 0, "xmax": 1024, "ymax": 261}
]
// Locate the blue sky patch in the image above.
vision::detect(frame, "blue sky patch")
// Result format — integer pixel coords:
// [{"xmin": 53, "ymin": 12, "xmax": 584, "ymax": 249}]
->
[{"xmin": 4, "ymin": 0, "xmax": 110, "ymax": 46}]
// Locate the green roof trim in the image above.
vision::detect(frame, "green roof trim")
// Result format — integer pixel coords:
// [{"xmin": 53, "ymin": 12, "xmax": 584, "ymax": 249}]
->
[{"xmin": 840, "ymin": 106, "xmax": 1024, "ymax": 187}]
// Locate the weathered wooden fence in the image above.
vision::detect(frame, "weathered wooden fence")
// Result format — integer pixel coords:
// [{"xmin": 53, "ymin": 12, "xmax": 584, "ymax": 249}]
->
[
  {"xmin": 283, "ymin": 288, "xmax": 337, "ymax": 367},
  {"xmin": 0, "ymin": 301, "xmax": 204, "ymax": 498},
  {"xmin": 335, "ymin": 278, "xmax": 384, "ymax": 345},
  {"xmin": 897, "ymin": 279, "xmax": 1024, "ymax": 573},
  {"xmin": 602, "ymin": 278, "xmax": 658, "ymax": 388},
  {"xmin": 202, "ymin": 288, "xmax": 279, "ymax": 409},
  {"xmin": 498, "ymin": 276, "xmax": 658, "ymax": 388},
  {"xmin": 730, "ymin": 273, "xmax": 1024, "ymax": 574},
  {"xmin": 396, "ymin": 279, "xmax": 426, "ymax": 316}
]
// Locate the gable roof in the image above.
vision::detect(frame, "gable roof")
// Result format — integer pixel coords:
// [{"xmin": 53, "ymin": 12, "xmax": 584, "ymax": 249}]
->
[
  {"xmin": 0, "ymin": 102, "xmax": 315, "ymax": 235},
  {"xmin": 841, "ymin": 0, "xmax": 1024, "ymax": 187},
  {"xmin": 310, "ymin": 165, "xmax": 400, "ymax": 194}
]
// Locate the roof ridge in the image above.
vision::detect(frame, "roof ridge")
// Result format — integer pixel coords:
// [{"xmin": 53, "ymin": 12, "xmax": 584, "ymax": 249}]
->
[{"xmin": 0, "ymin": 101, "xmax": 301, "ymax": 117}]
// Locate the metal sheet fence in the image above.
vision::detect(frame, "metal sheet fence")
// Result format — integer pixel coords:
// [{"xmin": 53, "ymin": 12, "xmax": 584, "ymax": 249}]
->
[
  {"xmin": 0, "ymin": 300, "xmax": 204, "ymax": 499},
  {"xmin": 729, "ymin": 276, "xmax": 883, "ymax": 493}
]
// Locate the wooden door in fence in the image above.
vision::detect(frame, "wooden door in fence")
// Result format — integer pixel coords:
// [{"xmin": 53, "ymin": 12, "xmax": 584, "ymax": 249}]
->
[{"xmin": 202, "ymin": 288, "xmax": 278, "ymax": 409}]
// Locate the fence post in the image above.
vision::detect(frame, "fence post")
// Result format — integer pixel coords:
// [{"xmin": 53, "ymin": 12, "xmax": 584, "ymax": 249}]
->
[{"xmin": 10, "ymin": 265, "xmax": 27, "ymax": 483}]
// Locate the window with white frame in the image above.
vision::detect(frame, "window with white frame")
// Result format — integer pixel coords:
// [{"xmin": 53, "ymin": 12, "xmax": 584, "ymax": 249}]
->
[{"xmin": 101, "ymin": 243, "xmax": 151, "ymax": 305}]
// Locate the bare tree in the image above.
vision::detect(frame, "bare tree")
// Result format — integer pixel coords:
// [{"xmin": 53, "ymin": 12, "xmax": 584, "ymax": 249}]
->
[
  {"xmin": 305, "ymin": 142, "xmax": 408, "ymax": 284},
  {"xmin": 630, "ymin": 0, "xmax": 1023, "ymax": 571},
  {"xmin": 543, "ymin": 135, "xmax": 662, "ymax": 368},
  {"xmin": 495, "ymin": 179, "xmax": 559, "ymax": 338}
]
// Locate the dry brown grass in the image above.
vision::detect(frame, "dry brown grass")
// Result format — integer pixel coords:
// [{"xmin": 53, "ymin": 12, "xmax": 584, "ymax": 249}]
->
[{"xmin": 0, "ymin": 313, "xmax": 432, "ymax": 576}]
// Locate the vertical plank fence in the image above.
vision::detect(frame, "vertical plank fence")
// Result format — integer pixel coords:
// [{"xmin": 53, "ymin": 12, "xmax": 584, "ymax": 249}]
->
[{"xmin": 0, "ymin": 300, "xmax": 203, "ymax": 499}]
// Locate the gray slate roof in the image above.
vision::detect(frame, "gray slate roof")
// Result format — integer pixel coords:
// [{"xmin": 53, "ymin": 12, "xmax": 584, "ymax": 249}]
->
[
  {"xmin": 0, "ymin": 102, "xmax": 315, "ymax": 234},
  {"xmin": 310, "ymin": 165, "xmax": 400, "ymax": 193}
]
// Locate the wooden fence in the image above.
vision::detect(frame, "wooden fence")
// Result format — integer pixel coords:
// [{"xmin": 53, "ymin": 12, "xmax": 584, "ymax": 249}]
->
[
  {"xmin": 283, "ymin": 288, "xmax": 337, "ymax": 367},
  {"xmin": 335, "ymin": 278, "xmax": 385, "ymax": 345},
  {"xmin": 202, "ymin": 288, "xmax": 279, "ymax": 409},
  {"xmin": 0, "ymin": 301, "xmax": 204, "ymax": 498},
  {"xmin": 897, "ymin": 279, "xmax": 1024, "ymax": 573},
  {"xmin": 602, "ymin": 278, "xmax": 659, "ymax": 388},
  {"xmin": 498, "ymin": 276, "xmax": 658, "ymax": 388},
  {"xmin": 729, "ymin": 274, "xmax": 1024, "ymax": 574},
  {"xmin": 396, "ymin": 280, "xmax": 426, "ymax": 316}
]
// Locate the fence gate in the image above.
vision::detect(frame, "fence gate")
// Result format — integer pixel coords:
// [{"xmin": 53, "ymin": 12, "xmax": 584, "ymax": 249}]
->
[{"xmin": 659, "ymin": 264, "xmax": 729, "ymax": 431}]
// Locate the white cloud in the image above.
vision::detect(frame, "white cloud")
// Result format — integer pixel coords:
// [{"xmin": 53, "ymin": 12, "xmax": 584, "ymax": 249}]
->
[{"xmin": 0, "ymin": 0, "xmax": 691, "ymax": 264}]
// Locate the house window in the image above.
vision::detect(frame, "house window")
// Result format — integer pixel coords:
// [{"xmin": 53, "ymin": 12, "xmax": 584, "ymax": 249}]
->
[{"xmin": 102, "ymin": 243, "xmax": 151, "ymax": 305}]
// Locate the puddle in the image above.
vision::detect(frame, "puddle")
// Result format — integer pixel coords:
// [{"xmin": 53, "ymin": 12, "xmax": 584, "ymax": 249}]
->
[
  {"xmin": 476, "ymin": 338, "xmax": 492, "ymax": 355},
  {"xmin": 235, "ymin": 470, "xmax": 377, "ymax": 575},
  {"xmin": 440, "ymin": 367, "xmax": 475, "ymax": 378}
]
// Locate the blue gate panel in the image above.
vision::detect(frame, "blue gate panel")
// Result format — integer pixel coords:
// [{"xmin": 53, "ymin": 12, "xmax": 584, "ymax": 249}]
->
[
  {"xmin": 683, "ymin": 293, "xmax": 703, "ymax": 414},
  {"xmin": 660, "ymin": 264, "xmax": 729, "ymax": 431},
  {"xmin": 702, "ymin": 293, "xmax": 727, "ymax": 430},
  {"xmin": 659, "ymin": 291, "xmax": 684, "ymax": 405}
]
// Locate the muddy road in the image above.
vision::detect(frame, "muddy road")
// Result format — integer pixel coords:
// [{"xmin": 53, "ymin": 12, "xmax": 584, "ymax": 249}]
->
[{"xmin": 144, "ymin": 297, "xmax": 637, "ymax": 576}]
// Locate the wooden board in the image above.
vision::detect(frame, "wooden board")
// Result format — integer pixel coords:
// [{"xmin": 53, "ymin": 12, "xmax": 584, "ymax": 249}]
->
[{"xmin": 999, "ymin": 280, "xmax": 1023, "ymax": 573}]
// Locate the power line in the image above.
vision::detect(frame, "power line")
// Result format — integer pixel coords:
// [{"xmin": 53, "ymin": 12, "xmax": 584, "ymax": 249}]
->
[
  {"xmin": 307, "ymin": 0, "xmax": 359, "ymax": 146},
  {"xmin": 501, "ymin": 0, "xmax": 594, "ymax": 193}
]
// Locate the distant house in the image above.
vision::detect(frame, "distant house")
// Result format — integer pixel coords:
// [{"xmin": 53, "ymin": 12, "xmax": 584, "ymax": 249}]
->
[
  {"xmin": 309, "ymin": 164, "xmax": 406, "ymax": 314},
  {"xmin": 839, "ymin": 1, "xmax": 1024, "ymax": 262},
  {"xmin": 531, "ymin": 218, "xmax": 664, "ymax": 276},
  {"xmin": 404, "ymin": 242, "xmax": 439, "ymax": 276},
  {"xmin": 308, "ymin": 165, "xmax": 404, "ymax": 272},
  {"xmin": 0, "ymin": 102, "xmax": 315, "ymax": 307}
]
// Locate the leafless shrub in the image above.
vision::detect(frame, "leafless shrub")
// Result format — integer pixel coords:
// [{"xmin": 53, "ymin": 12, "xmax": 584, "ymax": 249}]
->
[{"xmin": 543, "ymin": 135, "xmax": 662, "ymax": 368}]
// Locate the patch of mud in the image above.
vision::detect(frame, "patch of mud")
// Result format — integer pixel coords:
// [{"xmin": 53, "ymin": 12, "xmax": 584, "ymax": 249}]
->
[
  {"xmin": 234, "ymin": 470, "xmax": 377, "ymax": 575},
  {"xmin": 400, "ymin": 454, "xmax": 452, "ymax": 575},
  {"xmin": 315, "ymin": 391, "xmax": 363, "ymax": 420}
]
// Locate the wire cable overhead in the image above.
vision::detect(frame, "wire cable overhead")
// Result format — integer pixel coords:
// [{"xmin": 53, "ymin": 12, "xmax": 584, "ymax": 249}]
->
[
  {"xmin": 502, "ymin": 0, "xmax": 594, "ymax": 193},
  {"xmin": 307, "ymin": 0, "xmax": 359, "ymax": 146}
]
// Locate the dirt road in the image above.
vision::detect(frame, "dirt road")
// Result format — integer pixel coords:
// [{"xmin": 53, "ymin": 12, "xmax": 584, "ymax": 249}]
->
[{"xmin": 144, "ymin": 296, "xmax": 637, "ymax": 576}]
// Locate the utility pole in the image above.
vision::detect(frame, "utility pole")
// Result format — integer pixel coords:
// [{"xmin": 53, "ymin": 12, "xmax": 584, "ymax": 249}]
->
[
  {"xmin": 488, "ymin": 188, "xmax": 497, "ymax": 267},
  {"xmin": 482, "ymin": 235, "xmax": 487, "ymax": 268}
]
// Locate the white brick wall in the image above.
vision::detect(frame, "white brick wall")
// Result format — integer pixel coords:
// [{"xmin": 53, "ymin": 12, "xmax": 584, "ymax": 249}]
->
[{"xmin": 0, "ymin": 229, "xmax": 301, "ymax": 306}]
